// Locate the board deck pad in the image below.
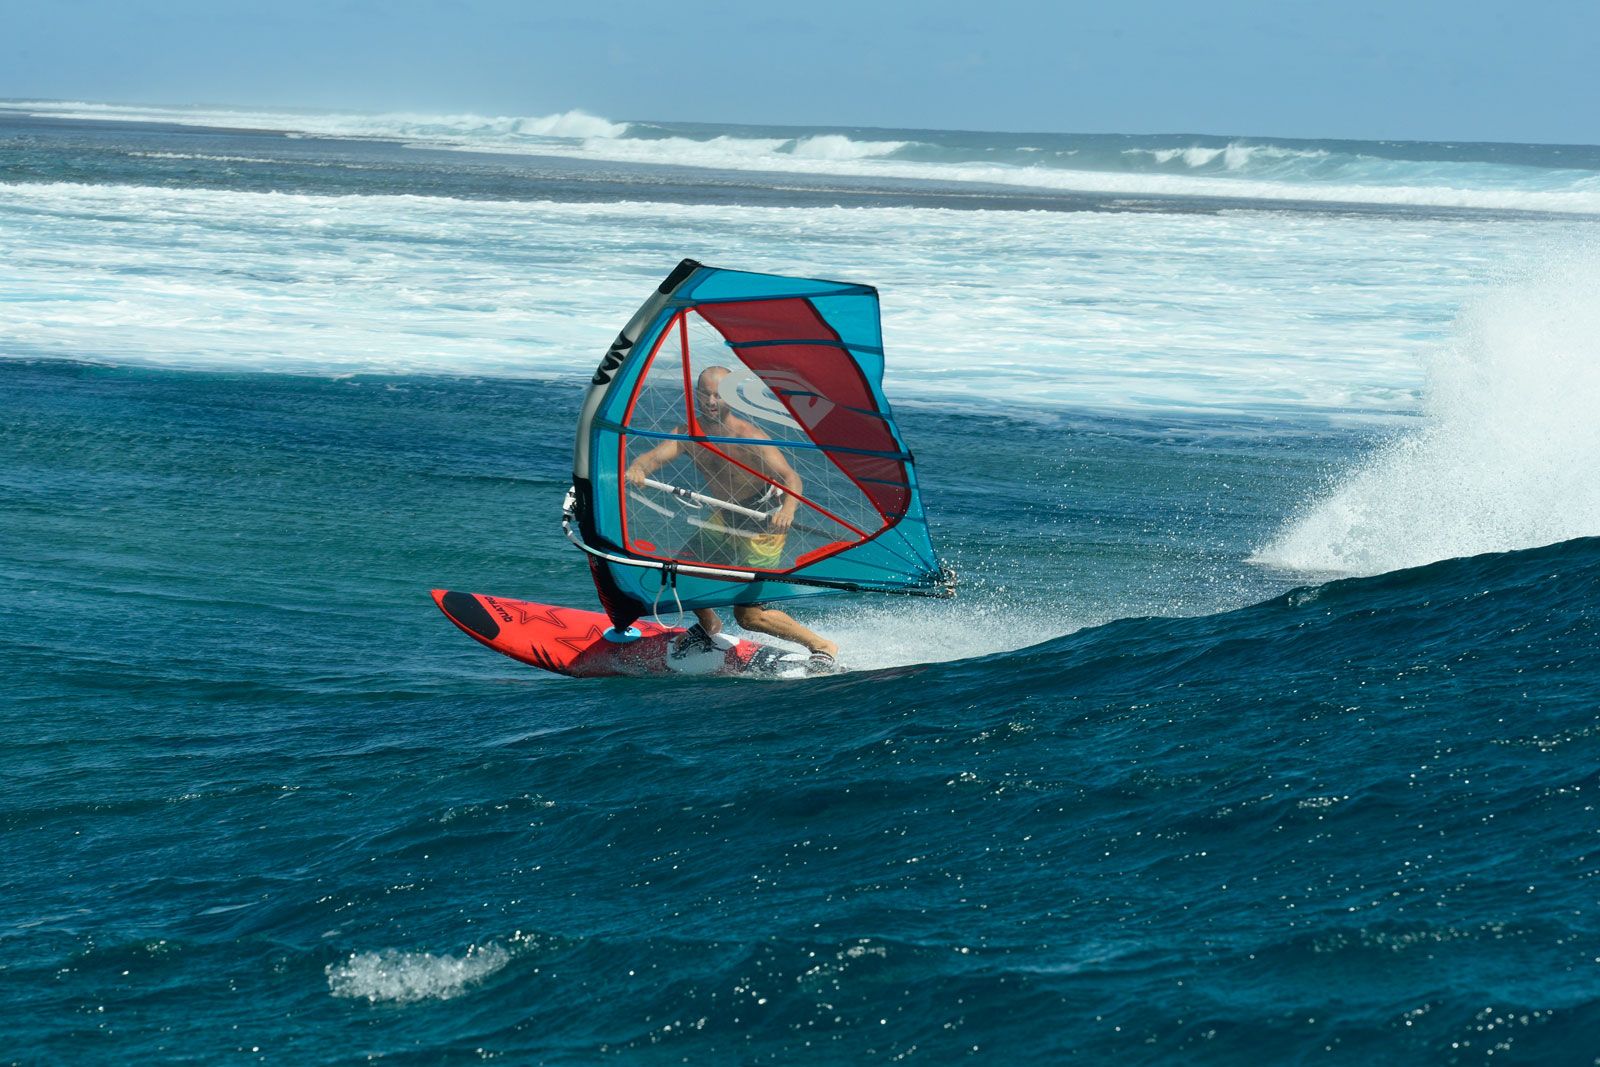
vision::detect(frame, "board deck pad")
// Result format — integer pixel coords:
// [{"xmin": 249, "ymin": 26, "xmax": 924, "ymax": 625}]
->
[{"xmin": 431, "ymin": 590, "xmax": 813, "ymax": 679}]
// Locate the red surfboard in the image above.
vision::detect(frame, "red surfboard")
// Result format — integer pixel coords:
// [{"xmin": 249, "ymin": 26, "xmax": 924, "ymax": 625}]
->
[{"xmin": 431, "ymin": 590, "xmax": 811, "ymax": 679}]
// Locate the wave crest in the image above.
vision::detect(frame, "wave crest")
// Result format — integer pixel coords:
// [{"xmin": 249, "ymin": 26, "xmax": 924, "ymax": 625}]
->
[
  {"xmin": 1128, "ymin": 142, "xmax": 1334, "ymax": 171},
  {"xmin": 512, "ymin": 109, "xmax": 627, "ymax": 139},
  {"xmin": 788, "ymin": 134, "xmax": 907, "ymax": 160}
]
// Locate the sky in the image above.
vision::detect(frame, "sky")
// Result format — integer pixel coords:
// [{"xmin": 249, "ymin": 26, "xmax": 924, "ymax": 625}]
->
[{"xmin": 3, "ymin": 0, "xmax": 1598, "ymax": 144}]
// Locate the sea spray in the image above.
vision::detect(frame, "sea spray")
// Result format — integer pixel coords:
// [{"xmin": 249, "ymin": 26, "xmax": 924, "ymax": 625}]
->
[{"xmin": 1256, "ymin": 253, "xmax": 1600, "ymax": 575}]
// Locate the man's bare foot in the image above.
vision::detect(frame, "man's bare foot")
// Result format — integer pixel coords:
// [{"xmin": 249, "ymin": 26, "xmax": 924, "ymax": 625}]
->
[{"xmin": 806, "ymin": 649, "xmax": 839, "ymax": 675}]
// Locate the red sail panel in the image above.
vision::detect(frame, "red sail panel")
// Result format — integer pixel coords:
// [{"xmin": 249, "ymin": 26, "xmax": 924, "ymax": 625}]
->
[{"xmin": 694, "ymin": 298, "xmax": 911, "ymax": 522}]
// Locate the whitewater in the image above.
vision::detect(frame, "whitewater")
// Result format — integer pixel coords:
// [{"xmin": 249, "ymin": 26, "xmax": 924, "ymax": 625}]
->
[{"xmin": 11, "ymin": 99, "xmax": 1600, "ymax": 213}]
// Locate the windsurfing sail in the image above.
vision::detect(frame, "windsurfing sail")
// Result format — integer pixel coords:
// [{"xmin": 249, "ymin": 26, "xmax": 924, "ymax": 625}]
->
[{"xmin": 565, "ymin": 259, "xmax": 955, "ymax": 631}]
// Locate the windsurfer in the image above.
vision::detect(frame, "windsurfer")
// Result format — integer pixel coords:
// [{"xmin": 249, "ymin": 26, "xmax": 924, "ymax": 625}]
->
[{"xmin": 624, "ymin": 365, "xmax": 839, "ymax": 669}]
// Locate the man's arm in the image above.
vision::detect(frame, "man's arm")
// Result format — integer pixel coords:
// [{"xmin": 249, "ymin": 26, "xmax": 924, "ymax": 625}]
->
[
  {"xmin": 753, "ymin": 441, "xmax": 804, "ymax": 532},
  {"xmin": 723, "ymin": 416, "xmax": 804, "ymax": 531},
  {"xmin": 625, "ymin": 433, "xmax": 684, "ymax": 487}
]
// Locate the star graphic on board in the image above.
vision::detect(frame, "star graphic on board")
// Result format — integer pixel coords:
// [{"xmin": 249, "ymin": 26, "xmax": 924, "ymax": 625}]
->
[
  {"xmin": 552, "ymin": 624, "xmax": 607, "ymax": 656},
  {"xmin": 517, "ymin": 605, "xmax": 567, "ymax": 629}
]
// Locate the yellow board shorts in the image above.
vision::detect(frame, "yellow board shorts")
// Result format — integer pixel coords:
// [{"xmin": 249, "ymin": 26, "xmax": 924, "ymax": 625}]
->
[{"xmin": 683, "ymin": 509, "xmax": 787, "ymax": 570}]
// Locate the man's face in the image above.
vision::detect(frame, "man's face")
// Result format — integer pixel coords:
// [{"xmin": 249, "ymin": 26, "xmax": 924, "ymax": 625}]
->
[{"xmin": 694, "ymin": 378, "xmax": 727, "ymax": 423}]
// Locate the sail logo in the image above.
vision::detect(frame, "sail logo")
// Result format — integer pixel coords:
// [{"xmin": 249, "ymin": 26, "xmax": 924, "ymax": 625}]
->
[
  {"xmin": 723, "ymin": 369, "xmax": 834, "ymax": 431},
  {"xmin": 591, "ymin": 333, "xmax": 633, "ymax": 385}
]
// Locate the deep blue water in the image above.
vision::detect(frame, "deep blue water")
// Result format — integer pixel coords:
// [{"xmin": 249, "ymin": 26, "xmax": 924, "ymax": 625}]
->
[{"xmin": 4, "ymin": 360, "xmax": 1598, "ymax": 1063}]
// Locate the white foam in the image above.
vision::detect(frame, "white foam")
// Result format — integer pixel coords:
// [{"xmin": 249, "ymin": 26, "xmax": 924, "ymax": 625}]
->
[
  {"xmin": 487, "ymin": 134, "xmax": 1600, "ymax": 215},
  {"xmin": 738, "ymin": 586, "xmax": 1086, "ymax": 672},
  {"xmin": 1141, "ymin": 146, "xmax": 1225, "ymax": 168},
  {"xmin": 788, "ymin": 134, "xmax": 907, "ymax": 160},
  {"xmin": 8, "ymin": 101, "xmax": 1600, "ymax": 215},
  {"xmin": 512, "ymin": 110, "xmax": 627, "ymax": 139},
  {"xmin": 0, "ymin": 100, "xmax": 628, "ymax": 143},
  {"xmin": 1255, "ymin": 252, "xmax": 1600, "ymax": 575},
  {"xmin": 129, "ymin": 150, "xmax": 339, "ymax": 166},
  {"xmin": 590, "ymin": 133, "xmax": 790, "ymax": 164},
  {"xmin": 0, "ymin": 179, "xmax": 1561, "ymax": 415},
  {"xmin": 326, "ymin": 943, "xmax": 509, "ymax": 1003},
  {"xmin": 1127, "ymin": 143, "xmax": 1333, "ymax": 172}
]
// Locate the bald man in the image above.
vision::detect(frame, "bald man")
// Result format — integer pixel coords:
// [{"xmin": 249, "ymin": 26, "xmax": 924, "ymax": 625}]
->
[{"xmin": 625, "ymin": 366, "xmax": 839, "ymax": 671}]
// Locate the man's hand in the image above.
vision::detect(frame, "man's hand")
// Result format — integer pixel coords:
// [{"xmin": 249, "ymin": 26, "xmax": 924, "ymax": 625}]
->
[
  {"xmin": 626, "ymin": 466, "xmax": 646, "ymax": 488},
  {"xmin": 770, "ymin": 507, "xmax": 795, "ymax": 533}
]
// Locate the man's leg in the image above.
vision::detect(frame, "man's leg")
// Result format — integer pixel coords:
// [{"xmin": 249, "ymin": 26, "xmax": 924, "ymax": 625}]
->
[
  {"xmin": 733, "ymin": 604, "xmax": 838, "ymax": 659},
  {"xmin": 671, "ymin": 607, "xmax": 726, "ymax": 659}
]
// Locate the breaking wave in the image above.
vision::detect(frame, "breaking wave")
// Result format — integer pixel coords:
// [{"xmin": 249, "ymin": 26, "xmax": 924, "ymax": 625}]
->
[{"xmin": 1256, "ymin": 253, "xmax": 1600, "ymax": 575}]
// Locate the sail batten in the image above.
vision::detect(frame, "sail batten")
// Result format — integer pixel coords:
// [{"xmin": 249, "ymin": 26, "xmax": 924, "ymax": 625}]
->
[{"xmin": 594, "ymin": 423, "xmax": 913, "ymax": 461}]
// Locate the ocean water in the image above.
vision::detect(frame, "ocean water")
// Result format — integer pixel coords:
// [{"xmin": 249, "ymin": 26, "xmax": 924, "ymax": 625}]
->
[{"xmin": 3, "ymin": 102, "xmax": 1600, "ymax": 1063}]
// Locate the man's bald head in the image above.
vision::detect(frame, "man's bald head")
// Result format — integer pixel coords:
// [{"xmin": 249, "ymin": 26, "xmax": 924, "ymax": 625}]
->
[{"xmin": 694, "ymin": 365, "xmax": 732, "ymax": 424}]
